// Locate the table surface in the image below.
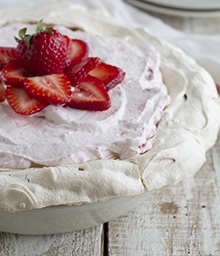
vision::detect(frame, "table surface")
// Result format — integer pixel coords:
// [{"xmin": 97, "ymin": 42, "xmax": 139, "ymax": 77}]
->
[{"xmin": 1, "ymin": 9, "xmax": 220, "ymax": 256}]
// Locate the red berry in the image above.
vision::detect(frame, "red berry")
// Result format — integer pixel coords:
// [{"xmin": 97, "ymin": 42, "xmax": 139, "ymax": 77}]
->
[
  {"xmin": 89, "ymin": 62, "xmax": 125, "ymax": 90},
  {"xmin": 67, "ymin": 75, "xmax": 111, "ymax": 111},
  {"xmin": 5, "ymin": 86, "xmax": 48, "ymax": 115},
  {"xmin": 65, "ymin": 39, "xmax": 88, "ymax": 67},
  {"xmin": 23, "ymin": 73, "xmax": 72, "ymax": 105},
  {"xmin": 1, "ymin": 60, "xmax": 30, "ymax": 88},
  {"xmin": 65, "ymin": 57, "xmax": 101, "ymax": 86},
  {"xmin": 0, "ymin": 47, "xmax": 16, "ymax": 70},
  {"xmin": 16, "ymin": 22, "xmax": 69, "ymax": 76}
]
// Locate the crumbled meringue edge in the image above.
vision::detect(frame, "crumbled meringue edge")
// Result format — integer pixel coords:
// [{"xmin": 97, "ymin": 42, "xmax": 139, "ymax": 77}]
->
[{"xmin": 0, "ymin": 1, "xmax": 219, "ymax": 212}]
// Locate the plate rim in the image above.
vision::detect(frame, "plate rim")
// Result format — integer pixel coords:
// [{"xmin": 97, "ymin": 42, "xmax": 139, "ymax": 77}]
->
[
  {"xmin": 125, "ymin": 0, "xmax": 220, "ymax": 17},
  {"xmin": 134, "ymin": 0, "xmax": 220, "ymax": 10}
]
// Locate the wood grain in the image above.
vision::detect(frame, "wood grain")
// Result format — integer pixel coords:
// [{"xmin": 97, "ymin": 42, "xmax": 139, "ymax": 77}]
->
[{"xmin": 0, "ymin": 225, "xmax": 104, "ymax": 256}]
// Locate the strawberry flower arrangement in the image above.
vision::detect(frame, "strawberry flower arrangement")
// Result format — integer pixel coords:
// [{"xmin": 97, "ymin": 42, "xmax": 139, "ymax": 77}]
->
[{"xmin": 0, "ymin": 20, "xmax": 125, "ymax": 115}]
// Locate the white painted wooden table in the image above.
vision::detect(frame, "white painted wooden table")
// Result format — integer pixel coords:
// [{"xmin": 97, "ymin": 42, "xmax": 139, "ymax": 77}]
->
[{"xmin": 1, "ymin": 10, "xmax": 220, "ymax": 256}]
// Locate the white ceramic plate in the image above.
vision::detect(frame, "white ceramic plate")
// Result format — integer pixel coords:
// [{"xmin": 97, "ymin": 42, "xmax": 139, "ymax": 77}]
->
[
  {"xmin": 126, "ymin": 0, "xmax": 220, "ymax": 17},
  {"xmin": 0, "ymin": 193, "xmax": 146, "ymax": 235}
]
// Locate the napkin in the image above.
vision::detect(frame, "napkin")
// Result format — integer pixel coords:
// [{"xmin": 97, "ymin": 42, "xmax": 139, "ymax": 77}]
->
[{"xmin": 3, "ymin": 0, "xmax": 220, "ymax": 84}]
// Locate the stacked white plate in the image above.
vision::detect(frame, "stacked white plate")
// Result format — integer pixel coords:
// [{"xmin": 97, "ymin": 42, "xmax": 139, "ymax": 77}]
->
[{"xmin": 125, "ymin": 0, "xmax": 220, "ymax": 17}]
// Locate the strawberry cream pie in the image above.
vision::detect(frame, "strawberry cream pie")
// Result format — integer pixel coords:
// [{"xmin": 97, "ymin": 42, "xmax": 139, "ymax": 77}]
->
[{"xmin": 0, "ymin": 1, "xmax": 219, "ymax": 228}]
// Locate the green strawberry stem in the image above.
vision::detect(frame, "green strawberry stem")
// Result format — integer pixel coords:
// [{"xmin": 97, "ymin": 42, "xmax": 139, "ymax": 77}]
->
[{"xmin": 15, "ymin": 20, "xmax": 53, "ymax": 47}]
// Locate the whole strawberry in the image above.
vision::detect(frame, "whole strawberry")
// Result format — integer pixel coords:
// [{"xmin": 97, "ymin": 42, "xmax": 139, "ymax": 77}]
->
[{"xmin": 15, "ymin": 20, "xmax": 69, "ymax": 76}]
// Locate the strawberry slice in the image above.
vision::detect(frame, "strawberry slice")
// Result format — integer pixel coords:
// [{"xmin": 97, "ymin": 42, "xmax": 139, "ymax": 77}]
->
[
  {"xmin": 5, "ymin": 86, "xmax": 48, "ymax": 115},
  {"xmin": 66, "ymin": 39, "xmax": 88, "ymax": 67},
  {"xmin": 0, "ymin": 47, "xmax": 16, "ymax": 70},
  {"xmin": 67, "ymin": 75, "xmax": 110, "ymax": 111},
  {"xmin": 23, "ymin": 73, "xmax": 72, "ymax": 105},
  {"xmin": 65, "ymin": 57, "xmax": 101, "ymax": 86},
  {"xmin": 1, "ymin": 60, "xmax": 30, "ymax": 88},
  {"xmin": 89, "ymin": 62, "xmax": 125, "ymax": 90},
  {"xmin": 0, "ymin": 79, "xmax": 5, "ymax": 102}
]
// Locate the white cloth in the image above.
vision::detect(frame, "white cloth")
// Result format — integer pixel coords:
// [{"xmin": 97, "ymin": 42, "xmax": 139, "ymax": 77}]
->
[{"xmin": 3, "ymin": 0, "xmax": 220, "ymax": 84}]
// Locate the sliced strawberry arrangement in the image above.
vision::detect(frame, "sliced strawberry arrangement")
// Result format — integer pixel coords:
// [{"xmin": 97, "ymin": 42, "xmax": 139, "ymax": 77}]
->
[
  {"xmin": 0, "ymin": 47, "xmax": 16, "ymax": 70},
  {"xmin": 67, "ymin": 75, "xmax": 110, "ymax": 111},
  {"xmin": 5, "ymin": 86, "xmax": 48, "ymax": 115},
  {"xmin": 0, "ymin": 21, "xmax": 126, "ymax": 115},
  {"xmin": 89, "ymin": 62, "xmax": 126, "ymax": 91},
  {"xmin": 23, "ymin": 73, "xmax": 72, "ymax": 105},
  {"xmin": 1, "ymin": 60, "xmax": 30, "ymax": 88}
]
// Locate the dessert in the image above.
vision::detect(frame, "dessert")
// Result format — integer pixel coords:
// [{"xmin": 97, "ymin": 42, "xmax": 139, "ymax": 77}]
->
[{"xmin": 0, "ymin": 1, "xmax": 219, "ymax": 215}]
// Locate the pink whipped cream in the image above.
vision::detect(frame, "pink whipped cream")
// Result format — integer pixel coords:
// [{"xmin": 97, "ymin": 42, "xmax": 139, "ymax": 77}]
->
[{"xmin": 0, "ymin": 23, "xmax": 170, "ymax": 169}]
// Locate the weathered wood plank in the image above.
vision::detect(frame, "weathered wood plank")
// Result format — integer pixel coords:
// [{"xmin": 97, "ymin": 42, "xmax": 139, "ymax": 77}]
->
[{"xmin": 0, "ymin": 225, "xmax": 104, "ymax": 256}]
